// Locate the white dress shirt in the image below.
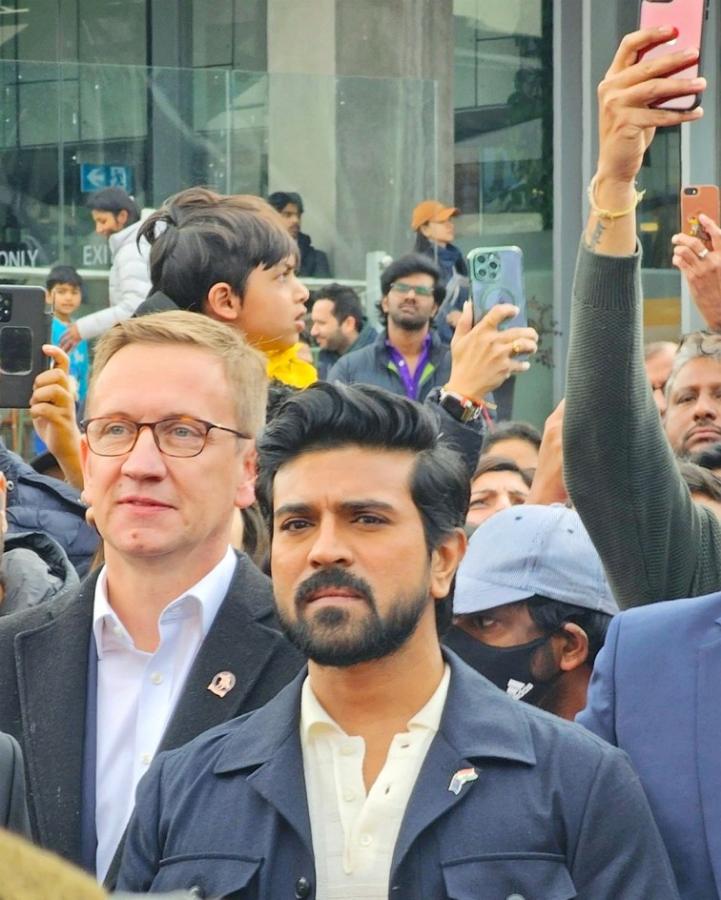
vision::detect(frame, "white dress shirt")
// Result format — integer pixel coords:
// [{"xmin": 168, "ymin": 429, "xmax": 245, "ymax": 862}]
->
[
  {"xmin": 300, "ymin": 665, "xmax": 450, "ymax": 900},
  {"xmin": 93, "ymin": 546, "xmax": 236, "ymax": 880}
]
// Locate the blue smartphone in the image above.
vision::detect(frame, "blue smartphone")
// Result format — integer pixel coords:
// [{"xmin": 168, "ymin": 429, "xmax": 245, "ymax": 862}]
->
[{"xmin": 467, "ymin": 245, "xmax": 527, "ymax": 329}]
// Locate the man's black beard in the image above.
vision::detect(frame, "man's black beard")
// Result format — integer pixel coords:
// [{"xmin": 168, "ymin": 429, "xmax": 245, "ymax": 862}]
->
[
  {"xmin": 389, "ymin": 312, "xmax": 427, "ymax": 333},
  {"xmin": 276, "ymin": 566, "xmax": 429, "ymax": 667}
]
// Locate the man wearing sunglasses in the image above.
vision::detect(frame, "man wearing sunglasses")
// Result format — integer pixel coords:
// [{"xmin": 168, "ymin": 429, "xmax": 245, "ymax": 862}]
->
[
  {"xmin": 328, "ymin": 253, "xmax": 451, "ymax": 402},
  {"xmin": 0, "ymin": 312, "xmax": 303, "ymax": 885}
]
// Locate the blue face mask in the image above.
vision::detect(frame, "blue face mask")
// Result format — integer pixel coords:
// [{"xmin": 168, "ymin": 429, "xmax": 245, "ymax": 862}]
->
[{"xmin": 443, "ymin": 624, "xmax": 560, "ymax": 705}]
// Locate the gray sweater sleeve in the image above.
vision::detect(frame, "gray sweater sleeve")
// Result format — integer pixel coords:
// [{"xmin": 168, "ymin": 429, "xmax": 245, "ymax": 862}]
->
[{"xmin": 563, "ymin": 240, "xmax": 721, "ymax": 608}]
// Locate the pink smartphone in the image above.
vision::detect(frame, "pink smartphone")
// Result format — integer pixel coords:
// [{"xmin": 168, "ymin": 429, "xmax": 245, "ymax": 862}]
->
[{"xmin": 638, "ymin": 0, "xmax": 707, "ymax": 111}]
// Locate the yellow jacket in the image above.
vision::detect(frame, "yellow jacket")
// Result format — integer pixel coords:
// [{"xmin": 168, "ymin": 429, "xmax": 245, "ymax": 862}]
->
[{"xmin": 266, "ymin": 344, "xmax": 317, "ymax": 388}]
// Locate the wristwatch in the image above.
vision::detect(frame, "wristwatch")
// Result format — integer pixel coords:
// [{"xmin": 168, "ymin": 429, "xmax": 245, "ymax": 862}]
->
[{"xmin": 437, "ymin": 388, "xmax": 484, "ymax": 423}]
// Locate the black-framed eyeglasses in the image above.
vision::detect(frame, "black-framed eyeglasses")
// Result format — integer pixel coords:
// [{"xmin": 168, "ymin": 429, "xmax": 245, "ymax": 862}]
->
[
  {"xmin": 80, "ymin": 416, "xmax": 251, "ymax": 458},
  {"xmin": 390, "ymin": 281, "xmax": 434, "ymax": 297}
]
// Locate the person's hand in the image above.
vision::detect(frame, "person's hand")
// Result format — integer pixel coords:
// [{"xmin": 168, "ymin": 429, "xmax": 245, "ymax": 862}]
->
[
  {"xmin": 585, "ymin": 28, "xmax": 705, "ymax": 257},
  {"xmin": 445, "ymin": 309, "xmax": 462, "ymax": 329},
  {"xmin": 672, "ymin": 213, "xmax": 721, "ymax": 331},
  {"xmin": 527, "ymin": 399, "xmax": 567, "ymax": 505},
  {"xmin": 444, "ymin": 301, "xmax": 538, "ymax": 403},
  {"xmin": 30, "ymin": 344, "xmax": 84, "ymax": 489},
  {"xmin": 59, "ymin": 323, "xmax": 81, "ymax": 352},
  {"xmin": 596, "ymin": 28, "xmax": 704, "ymax": 188}
]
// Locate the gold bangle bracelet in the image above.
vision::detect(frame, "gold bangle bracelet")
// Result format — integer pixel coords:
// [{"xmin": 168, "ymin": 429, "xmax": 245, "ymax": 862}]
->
[{"xmin": 587, "ymin": 175, "xmax": 645, "ymax": 220}]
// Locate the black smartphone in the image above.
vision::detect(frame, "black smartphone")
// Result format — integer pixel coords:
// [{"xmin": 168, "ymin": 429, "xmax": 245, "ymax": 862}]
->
[{"xmin": 0, "ymin": 285, "xmax": 52, "ymax": 408}]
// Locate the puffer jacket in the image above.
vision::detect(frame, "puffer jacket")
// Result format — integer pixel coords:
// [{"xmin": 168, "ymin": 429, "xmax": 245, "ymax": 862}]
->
[
  {"xmin": 0, "ymin": 442, "xmax": 98, "ymax": 577},
  {"xmin": 76, "ymin": 220, "xmax": 151, "ymax": 340},
  {"xmin": 1, "ymin": 530, "xmax": 79, "ymax": 616}
]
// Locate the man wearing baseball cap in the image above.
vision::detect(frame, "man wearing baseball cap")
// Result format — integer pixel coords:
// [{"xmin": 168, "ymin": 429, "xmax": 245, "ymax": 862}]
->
[{"xmin": 444, "ymin": 504, "xmax": 618, "ymax": 720}]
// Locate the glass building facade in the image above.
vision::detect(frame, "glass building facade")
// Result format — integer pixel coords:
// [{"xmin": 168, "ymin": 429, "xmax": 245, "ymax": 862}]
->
[{"xmin": 1, "ymin": 0, "xmax": 717, "ymax": 436}]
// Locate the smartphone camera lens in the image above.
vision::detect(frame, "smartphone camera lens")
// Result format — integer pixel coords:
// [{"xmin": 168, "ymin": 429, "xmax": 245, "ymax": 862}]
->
[
  {"xmin": 0, "ymin": 293, "xmax": 12, "ymax": 324},
  {"xmin": 685, "ymin": 187, "xmax": 699, "ymax": 196},
  {"xmin": 478, "ymin": 269, "xmax": 487, "ymax": 278}
]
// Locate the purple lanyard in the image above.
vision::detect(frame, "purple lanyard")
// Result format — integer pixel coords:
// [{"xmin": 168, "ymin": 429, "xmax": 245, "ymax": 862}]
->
[{"xmin": 385, "ymin": 334, "xmax": 432, "ymax": 400}]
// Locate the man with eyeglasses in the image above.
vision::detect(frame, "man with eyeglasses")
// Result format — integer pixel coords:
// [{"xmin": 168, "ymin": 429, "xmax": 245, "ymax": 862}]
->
[
  {"xmin": 0, "ymin": 311, "xmax": 303, "ymax": 884},
  {"xmin": 328, "ymin": 253, "xmax": 451, "ymax": 402}
]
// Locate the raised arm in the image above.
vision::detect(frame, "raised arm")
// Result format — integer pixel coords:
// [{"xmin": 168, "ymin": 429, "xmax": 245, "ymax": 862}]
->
[{"xmin": 564, "ymin": 28, "xmax": 721, "ymax": 607}]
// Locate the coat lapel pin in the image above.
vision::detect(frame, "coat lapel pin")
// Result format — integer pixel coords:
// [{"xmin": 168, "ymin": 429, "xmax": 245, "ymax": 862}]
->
[
  {"xmin": 448, "ymin": 767, "xmax": 478, "ymax": 795},
  {"xmin": 208, "ymin": 671, "xmax": 236, "ymax": 698}
]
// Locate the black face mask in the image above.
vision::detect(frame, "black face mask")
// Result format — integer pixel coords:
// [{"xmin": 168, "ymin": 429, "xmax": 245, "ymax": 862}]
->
[{"xmin": 443, "ymin": 624, "xmax": 560, "ymax": 706}]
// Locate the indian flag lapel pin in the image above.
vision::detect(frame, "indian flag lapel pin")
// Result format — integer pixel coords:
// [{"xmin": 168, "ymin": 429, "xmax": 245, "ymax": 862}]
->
[{"xmin": 448, "ymin": 767, "xmax": 478, "ymax": 795}]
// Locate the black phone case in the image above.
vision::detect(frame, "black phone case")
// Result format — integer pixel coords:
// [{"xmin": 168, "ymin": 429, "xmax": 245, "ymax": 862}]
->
[{"xmin": 0, "ymin": 285, "xmax": 52, "ymax": 408}]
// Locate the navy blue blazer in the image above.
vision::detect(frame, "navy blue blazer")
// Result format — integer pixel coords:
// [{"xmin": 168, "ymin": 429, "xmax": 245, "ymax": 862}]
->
[
  {"xmin": 578, "ymin": 590, "xmax": 721, "ymax": 900},
  {"xmin": 0, "ymin": 553, "xmax": 304, "ymax": 874},
  {"xmin": 117, "ymin": 651, "xmax": 678, "ymax": 899}
]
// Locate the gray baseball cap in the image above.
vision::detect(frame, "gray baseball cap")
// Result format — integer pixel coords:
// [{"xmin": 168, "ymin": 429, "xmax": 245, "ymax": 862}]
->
[{"xmin": 454, "ymin": 504, "xmax": 619, "ymax": 617}]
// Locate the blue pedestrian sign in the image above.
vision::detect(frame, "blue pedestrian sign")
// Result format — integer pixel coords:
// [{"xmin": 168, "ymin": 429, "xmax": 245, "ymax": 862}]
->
[{"xmin": 80, "ymin": 163, "xmax": 134, "ymax": 194}]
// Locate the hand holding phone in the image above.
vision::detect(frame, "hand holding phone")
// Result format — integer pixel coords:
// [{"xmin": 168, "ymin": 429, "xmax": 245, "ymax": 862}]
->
[
  {"xmin": 680, "ymin": 185, "xmax": 720, "ymax": 250},
  {"xmin": 638, "ymin": 0, "xmax": 708, "ymax": 111},
  {"xmin": 446, "ymin": 300, "xmax": 538, "ymax": 402},
  {"xmin": 467, "ymin": 246, "xmax": 527, "ymax": 330},
  {"xmin": 0, "ymin": 286, "xmax": 53, "ymax": 409}
]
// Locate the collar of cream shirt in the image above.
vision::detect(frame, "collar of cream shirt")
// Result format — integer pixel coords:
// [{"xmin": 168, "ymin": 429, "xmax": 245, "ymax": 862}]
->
[
  {"xmin": 300, "ymin": 663, "xmax": 451, "ymax": 742},
  {"xmin": 92, "ymin": 545, "xmax": 237, "ymax": 656}
]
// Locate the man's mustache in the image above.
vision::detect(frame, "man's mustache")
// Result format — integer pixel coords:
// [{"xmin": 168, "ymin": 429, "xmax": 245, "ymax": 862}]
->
[{"xmin": 294, "ymin": 567, "xmax": 375, "ymax": 610}]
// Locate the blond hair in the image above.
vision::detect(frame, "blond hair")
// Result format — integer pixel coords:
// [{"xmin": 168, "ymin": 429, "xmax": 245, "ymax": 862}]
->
[
  {"xmin": 88, "ymin": 311, "xmax": 268, "ymax": 435},
  {"xmin": 0, "ymin": 828, "xmax": 106, "ymax": 899}
]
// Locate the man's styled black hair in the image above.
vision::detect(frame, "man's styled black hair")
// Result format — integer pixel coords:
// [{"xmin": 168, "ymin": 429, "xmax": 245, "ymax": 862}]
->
[
  {"xmin": 46, "ymin": 264, "xmax": 82, "ymax": 291},
  {"xmin": 481, "ymin": 420, "xmax": 542, "ymax": 455},
  {"xmin": 312, "ymin": 283, "xmax": 364, "ymax": 332},
  {"xmin": 526, "ymin": 595, "xmax": 612, "ymax": 667},
  {"xmin": 86, "ymin": 187, "xmax": 140, "ymax": 225},
  {"xmin": 138, "ymin": 187, "xmax": 297, "ymax": 311},
  {"xmin": 257, "ymin": 382, "xmax": 469, "ymax": 632},
  {"xmin": 379, "ymin": 253, "xmax": 441, "ymax": 298},
  {"xmin": 267, "ymin": 191, "xmax": 304, "ymax": 214},
  {"xmin": 376, "ymin": 253, "xmax": 441, "ymax": 326}
]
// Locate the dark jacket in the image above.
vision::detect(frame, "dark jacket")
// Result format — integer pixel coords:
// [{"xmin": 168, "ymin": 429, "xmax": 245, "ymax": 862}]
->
[
  {"xmin": 578, "ymin": 590, "xmax": 721, "ymax": 900},
  {"xmin": 297, "ymin": 232, "xmax": 330, "ymax": 279},
  {"xmin": 0, "ymin": 442, "xmax": 98, "ymax": 578},
  {"xmin": 1, "ymin": 530, "xmax": 79, "ymax": 616},
  {"xmin": 327, "ymin": 329, "xmax": 451, "ymax": 402},
  {"xmin": 316, "ymin": 322, "xmax": 378, "ymax": 380},
  {"xmin": 117, "ymin": 651, "xmax": 679, "ymax": 899},
  {"xmin": 0, "ymin": 733, "xmax": 30, "ymax": 837},
  {"xmin": 134, "ymin": 290, "xmax": 179, "ymax": 318},
  {"xmin": 0, "ymin": 554, "xmax": 304, "ymax": 874}
]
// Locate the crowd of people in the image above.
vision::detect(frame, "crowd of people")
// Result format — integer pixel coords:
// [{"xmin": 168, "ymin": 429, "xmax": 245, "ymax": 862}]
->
[{"xmin": 0, "ymin": 25, "xmax": 719, "ymax": 899}]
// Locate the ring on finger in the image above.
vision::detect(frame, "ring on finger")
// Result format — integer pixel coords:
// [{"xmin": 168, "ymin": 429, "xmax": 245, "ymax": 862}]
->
[
  {"xmin": 697, "ymin": 247, "xmax": 710, "ymax": 259},
  {"xmin": 511, "ymin": 341, "xmax": 522, "ymax": 355}
]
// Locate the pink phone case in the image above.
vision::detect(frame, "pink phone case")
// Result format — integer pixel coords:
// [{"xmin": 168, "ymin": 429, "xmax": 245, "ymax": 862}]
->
[{"xmin": 638, "ymin": 0, "xmax": 706, "ymax": 111}]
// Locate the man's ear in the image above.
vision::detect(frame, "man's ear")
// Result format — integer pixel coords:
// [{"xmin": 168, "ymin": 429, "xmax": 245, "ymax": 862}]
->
[
  {"xmin": 116, "ymin": 209, "xmax": 129, "ymax": 229},
  {"xmin": 340, "ymin": 316, "xmax": 356, "ymax": 338},
  {"xmin": 79, "ymin": 435, "xmax": 93, "ymax": 505},
  {"xmin": 553, "ymin": 623, "xmax": 589, "ymax": 672},
  {"xmin": 206, "ymin": 283, "xmax": 242, "ymax": 323},
  {"xmin": 429, "ymin": 528, "xmax": 467, "ymax": 600},
  {"xmin": 380, "ymin": 294, "xmax": 390, "ymax": 315},
  {"xmin": 234, "ymin": 442, "xmax": 258, "ymax": 510}
]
